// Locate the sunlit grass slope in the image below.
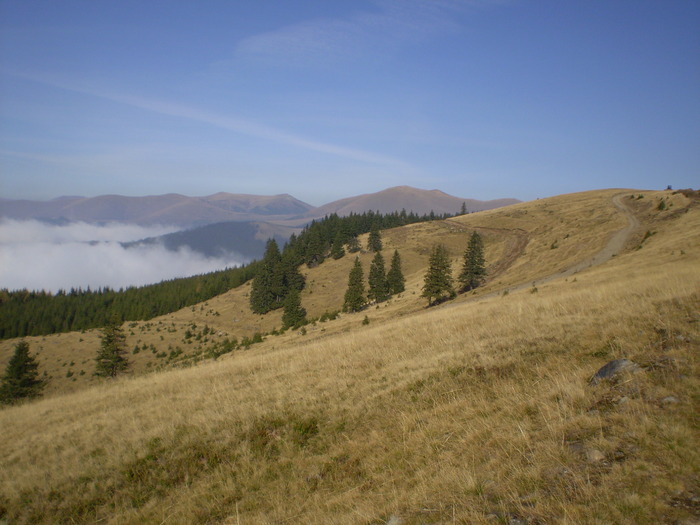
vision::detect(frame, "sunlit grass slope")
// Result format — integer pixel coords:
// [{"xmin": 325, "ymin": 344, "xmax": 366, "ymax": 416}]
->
[{"xmin": 0, "ymin": 189, "xmax": 698, "ymax": 523}]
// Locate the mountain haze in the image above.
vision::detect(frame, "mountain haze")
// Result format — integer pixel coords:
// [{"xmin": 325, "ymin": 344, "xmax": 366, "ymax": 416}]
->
[
  {"xmin": 0, "ymin": 193, "xmax": 313, "ymax": 227},
  {"xmin": 0, "ymin": 187, "xmax": 519, "ymax": 228}
]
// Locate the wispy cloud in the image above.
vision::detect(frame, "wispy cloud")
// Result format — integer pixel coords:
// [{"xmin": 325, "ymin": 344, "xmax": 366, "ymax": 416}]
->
[
  {"xmin": 3, "ymin": 70, "xmax": 412, "ymax": 170},
  {"xmin": 233, "ymin": 0, "xmax": 469, "ymax": 67}
]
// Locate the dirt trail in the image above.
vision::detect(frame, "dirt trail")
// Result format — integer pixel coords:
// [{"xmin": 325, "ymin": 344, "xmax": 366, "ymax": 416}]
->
[{"xmin": 480, "ymin": 193, "xmax": 640, "ymax": 298}]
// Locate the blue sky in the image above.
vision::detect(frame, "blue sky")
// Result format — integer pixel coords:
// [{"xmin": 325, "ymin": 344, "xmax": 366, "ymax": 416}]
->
[{"xmin": 1, "ymin": 0, "xmax": 698, "ymax": 205}]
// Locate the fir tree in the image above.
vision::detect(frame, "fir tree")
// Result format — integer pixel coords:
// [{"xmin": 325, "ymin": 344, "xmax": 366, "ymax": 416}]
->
[
  {"xmin": 282, "ymin": 288, "xmax": 307, "ymax": 329},
  {"xmin": 460, "ymin": 202, "xmax": 468, "ymax": 215},
  {"xmin": 459, "ymin": 231, "xmax": 486, "ymax": 292},
  {"xmin": 280, "ymin": 251, "xmax": 306, "ymax": 293},
  {"xmin": 422, "ymin": 244, "xmax": 455, "ymax": 306},
  {"xmin": 304, "ymin": 228, "xmax": 326, "ymax": 267},
  {"xmin": 343, "ymin": 257, "xmax": 366, "ymax": 312},
  {"xmin": 367, "ymin": 252, "xmax": 389, "ymax": 303},
  {"xmin": 0, "ymin": 340, "xmax": 45, "ymax": 404},
  {"xmin": 346, "ymin": 235, "xmax": 361, "ymax": 253},
  {"xmin": 250, "ymin": 239, "xmax": 284, "ymax": 314},
  {"xmin": 330, "ymin": 232, "xmax": 346, "ymax": 259},
  {"xmin": 367, "ymin": 224, "xmax": 383, "ymax": 252},
  {"xmin": 94, "ymin": 318, "xmax": 129, "ymax": 378},
  {"xmin": 387, "ymin": 249, "xmax": 406, "ymax": 295}
]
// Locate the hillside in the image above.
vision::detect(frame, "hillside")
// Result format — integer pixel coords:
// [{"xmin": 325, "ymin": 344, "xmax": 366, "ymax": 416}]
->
[
  {"xmin": 0, "ymin": 189, "xmax": 698, "ymax": 524},
  {"xmin": 123, "ymin": 220, "xmax": 300, "ymax": 260}
]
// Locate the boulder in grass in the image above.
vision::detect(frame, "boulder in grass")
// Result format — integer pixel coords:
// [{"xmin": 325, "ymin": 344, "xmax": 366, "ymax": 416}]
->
[{"xmin": 589, "ymin": 359, "xmax": 640, "ymax": 385}]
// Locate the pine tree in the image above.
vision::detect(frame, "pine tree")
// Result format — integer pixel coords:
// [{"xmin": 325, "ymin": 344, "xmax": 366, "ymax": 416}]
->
[
  {"xmin": 94, "ymin": 318, "xmax": 129, "ymax": 378},
  {"xmin": 343, "ymin": 257, "xmax": 366, "ymax": 312},
  {"xmin": 422, "ymin": 244, "xmax": 455, "ymax": 306},
  {"xmin": 282, "ymin": 287, "xmax": 307, "ymax": 329},
  {"xmin": 367, "ymin": 224, "xmax": 382, "ymax": 252},
  {"xmin": 368, "ymin": 252, "xmax": 389, "ymax": 303},
  {"xmin": 0, "ymin": 340, "xmax": 45, "ymax": 404},
  {"xmin": 460, "ymin": 202, "xmax": 468, "ymax": 215},
  {"xmin": 387, "ymin": 249, "xmax": 406, "ymax": 295},
  {"xmin": 459, "ymin": 231, "xmax": 486, "ymax": 292}
]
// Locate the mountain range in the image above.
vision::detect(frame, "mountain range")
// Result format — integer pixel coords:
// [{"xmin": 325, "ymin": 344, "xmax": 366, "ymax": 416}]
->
[
  {"xmin": 1, "ymin": 186, "xmax": 520, "ymax": 260},
  {"xmin": 1, "ymin": 186, "xmax": 519, "ymax": 227}
]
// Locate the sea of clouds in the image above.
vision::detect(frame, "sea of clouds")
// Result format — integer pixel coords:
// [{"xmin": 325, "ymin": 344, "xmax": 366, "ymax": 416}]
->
[{"xmin": 0, "ymin": 219, "xmax": 245, "ymax": 293}]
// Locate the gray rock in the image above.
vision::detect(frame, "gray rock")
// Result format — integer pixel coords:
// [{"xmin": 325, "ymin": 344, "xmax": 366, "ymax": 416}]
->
[
  {"xmin": 586, "ymin": 448, "xmax": 605, "ymax": 463},
  {"xmin": 589, "ymin": 359, "xmax": 641, "ymax": 385},
  {"xmin": 661, "ymin": 395, "xmax": 680, "ymax": 406}
]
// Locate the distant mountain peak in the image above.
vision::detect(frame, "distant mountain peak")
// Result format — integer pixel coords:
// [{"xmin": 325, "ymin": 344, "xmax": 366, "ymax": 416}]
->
[{"xmin": 0, "ymin": 187, "xmax": 519, "ymax": 228}]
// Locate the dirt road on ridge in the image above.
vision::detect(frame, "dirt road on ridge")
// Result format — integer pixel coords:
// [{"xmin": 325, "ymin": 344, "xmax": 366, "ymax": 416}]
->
[{"xmin": 477, "ymin": 193, "xmax": 641, "ymax": 299}]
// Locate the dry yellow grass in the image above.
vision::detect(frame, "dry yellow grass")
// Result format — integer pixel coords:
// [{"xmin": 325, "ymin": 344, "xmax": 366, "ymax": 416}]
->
[{"xmin": 0, "ymin": 189, "xmax": 698, "ymax": 524}]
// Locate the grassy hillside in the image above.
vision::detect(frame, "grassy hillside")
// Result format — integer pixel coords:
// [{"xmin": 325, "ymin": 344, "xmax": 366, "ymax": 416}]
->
[{"xmin": 0, "ymin": 189, "xmax": 698, "ymax": 523}]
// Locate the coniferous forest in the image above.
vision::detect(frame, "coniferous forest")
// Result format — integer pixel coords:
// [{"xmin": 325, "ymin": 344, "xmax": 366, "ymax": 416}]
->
[
  {"xmin": 0, "ymin": 209, "xmax": 452, "ymax": 339},
  {"xmin": 0, "ymin": 264, "xmax": 261, "ymax": 339}
]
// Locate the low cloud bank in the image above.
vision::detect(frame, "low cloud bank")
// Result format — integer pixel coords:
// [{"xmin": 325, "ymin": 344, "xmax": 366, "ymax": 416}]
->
[{"xmin": 0, "ymin": 220, "xmax": 246, "ymax": 293}]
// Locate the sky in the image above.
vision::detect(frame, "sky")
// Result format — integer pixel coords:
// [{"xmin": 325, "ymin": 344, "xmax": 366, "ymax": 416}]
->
[{"xmin": 1, "ymin": 0, "xmax": 698, "ymax": 206}]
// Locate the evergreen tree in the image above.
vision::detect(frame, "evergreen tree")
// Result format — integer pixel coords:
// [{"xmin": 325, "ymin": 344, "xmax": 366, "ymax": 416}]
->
[
  {"xmin": 0, "ymin": 340, "xmax": 45, "ymax": 404},
  {"xmin": 459, "ymin": 231, "xmax": 486, "ymax": 292},
  {"xmin": 281, "ymin": 288, "xmax": 307, "ymax": 329},
  {"xmin": 367, "ymin": 224, "xmax": 382, "ymax": 252},
  {"xmin": 304, "ymin": 228, "xmax": 326, "ymax": 268},
  {"xmin": 422, "ymin": 244, "xmax": 455, "ymax": 306},
  {"xmin": 94, "ymin": 318, "xmax": 129, "ymax": 378},
  {"xmin": 460, "ymin": 202, "xmax": 468, "ymax": 215},
  {"xmin": 387, "ymin": 249, "xmax": 406, "ymax": 295},
  {"xmin": 367, "ymin": 252, "xmax": 389, "ymax": 303},
  {"xmin": 250, "ymin": 239, "xmax": 284, "ymax": 314},
  {"xmin": 343, "ymin": 257, "xmax": 366, "ymax": 312},
  {"xmin": 346, "ymin": 235, "xmax": 361, "ymax": 253},
  {"xmin": 280, "ymin": 251, "xmax": 306, "ymax": 293},
  {"xmin": 330, "ymin": 232, "xmax": 346, "ymax": 260}
]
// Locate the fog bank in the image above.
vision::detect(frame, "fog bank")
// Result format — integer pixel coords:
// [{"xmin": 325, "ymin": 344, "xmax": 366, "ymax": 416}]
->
[{"xmin": 0, "ymin": 220, "xmax": 246, "ymax": 292}]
